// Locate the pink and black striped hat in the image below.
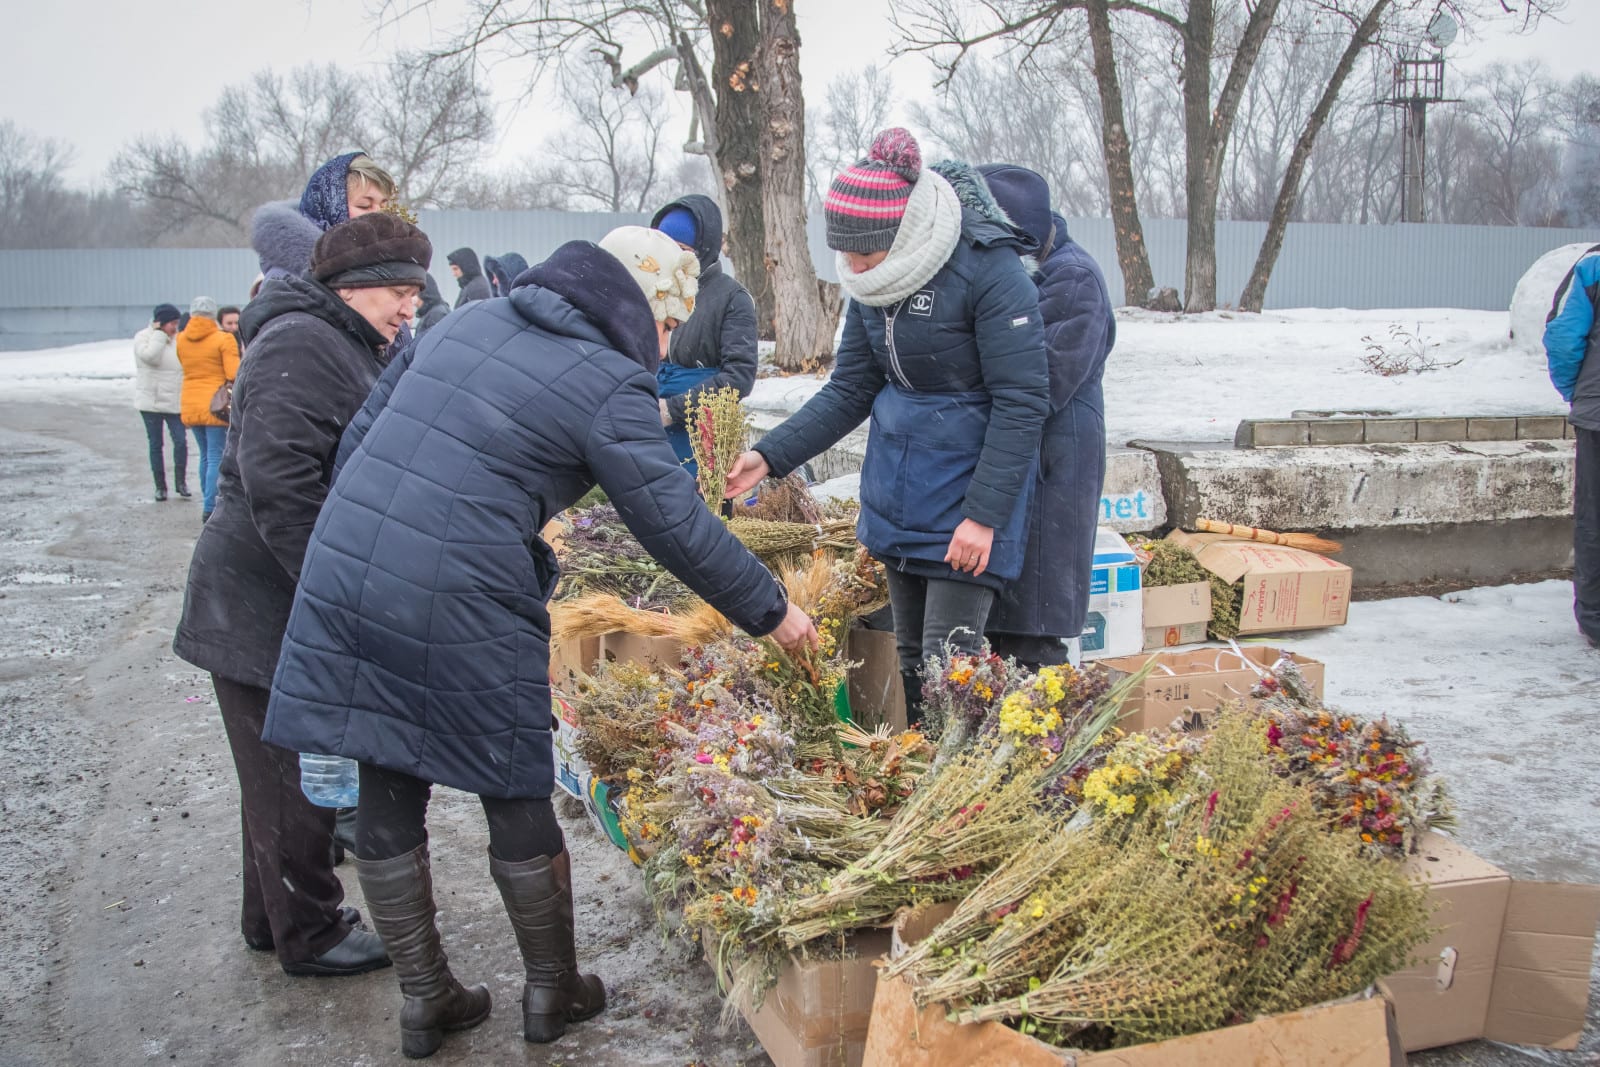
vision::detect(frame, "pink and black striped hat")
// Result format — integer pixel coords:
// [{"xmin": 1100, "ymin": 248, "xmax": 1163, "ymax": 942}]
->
[{"xmin": 824, "ymin": 128, "xmax": 923, "ymax": 254}]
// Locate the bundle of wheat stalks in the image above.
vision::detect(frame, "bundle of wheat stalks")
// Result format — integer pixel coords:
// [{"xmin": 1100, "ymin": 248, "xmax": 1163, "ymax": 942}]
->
[{"xmin": 890, "ymin": 715, "xmax": 1432, "ymax": 1050}]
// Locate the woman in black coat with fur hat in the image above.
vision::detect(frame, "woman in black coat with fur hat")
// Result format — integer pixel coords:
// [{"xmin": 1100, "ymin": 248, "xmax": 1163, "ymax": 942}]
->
[
  {"xmin": 173, "ymin": 212, "xmax": 432, "ymax": 979},
  {"xmin": 263, "ymin": 226, "xmax": 816, "ymax": 1058}
]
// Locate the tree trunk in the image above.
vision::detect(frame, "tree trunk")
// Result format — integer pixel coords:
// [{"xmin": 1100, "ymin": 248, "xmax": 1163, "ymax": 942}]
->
[
  {"xmin": 705, "ymin": 0, "xmax": 773, "ymax": 338},
  {"xmin": 759, "ymin": 0, "xmax": 835, "ymax": 370},
  {"xmin": 1239, "ymin": 0, "xmax": 1390, "ymax": 313},
  {"xmin": 1180, "ymin": 1, "xmax": 1217, "ymax": 312},
  {"xmin": 1085, "ymin": 0, "xmax": 1155, "ymax": 307}
]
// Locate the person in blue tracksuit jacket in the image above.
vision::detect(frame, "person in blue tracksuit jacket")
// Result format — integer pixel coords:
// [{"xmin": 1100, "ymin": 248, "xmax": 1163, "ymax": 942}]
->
[
  {"xmin": 978, "ymin": 165, "xmax": 1115, "ymax": 670},
  {"xmin": 725, "ymin": 128, "xmax": 1049, "ymax": 724},
  {"xmin": 1544, "ymin": 243, "xmax": 1600, "ymax": 647}
]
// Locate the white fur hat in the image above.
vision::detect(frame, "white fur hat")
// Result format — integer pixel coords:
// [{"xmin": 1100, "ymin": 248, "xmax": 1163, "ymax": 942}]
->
[{"xmin": 598, "ymin": 226, "xmax": 699, "ymax": 324}]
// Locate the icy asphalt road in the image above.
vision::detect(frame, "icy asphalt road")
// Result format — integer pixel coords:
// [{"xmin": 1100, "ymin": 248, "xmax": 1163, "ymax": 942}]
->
[
  {"xmin": 0, "ymin": 399, "xmax": 769, "ymax": 1067},
  {"xmin": 0, "ymin": 396, "xmax": 1594, "ymax": 1066}
]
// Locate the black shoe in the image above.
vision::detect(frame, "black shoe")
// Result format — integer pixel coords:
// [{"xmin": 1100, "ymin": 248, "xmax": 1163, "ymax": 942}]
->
[
  {"xmin": 246, "ymin": 906, "xmax": 364, "ymax": 952},
  {"xmin": 281, "ymin": 926, "xmax": 391, "ymax": 977},
  {"xmin": 174, "ymin": 480, "xmax": 191, "ymax": 499},
  {"xmin": 155, "ymin": 488, "xmax": 168, "ymax": 502}
]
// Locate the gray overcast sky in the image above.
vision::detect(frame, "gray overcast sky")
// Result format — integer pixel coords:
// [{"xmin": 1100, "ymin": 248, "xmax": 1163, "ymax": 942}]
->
[{"xmin": 2, "ymin": 0, "xmax": 1596, "ymax": 187}]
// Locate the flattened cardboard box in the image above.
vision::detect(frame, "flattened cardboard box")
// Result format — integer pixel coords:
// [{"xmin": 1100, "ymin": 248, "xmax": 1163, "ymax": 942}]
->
[
  {"xmin": 1168, "ymin": 530, "xmax": 1350, "ymax": 635},
  {"xmin": 1140, "ymin": 581, "xmax": 1211, "ymax": 651},
  {"xmin": 731, "ymin": 928, "xmax": 891, "ymax": 1067},
  {"xmin": 865, "ymin": 904, "xmax": 1402, "ymax": 1067},
  {"xmin": 1100, "ymin": 646, "xmax": 1326, "ymax": 734},
  {"xmin": 1383, "ymin": 832, "xmax": 1600, "ymax": 1052}
]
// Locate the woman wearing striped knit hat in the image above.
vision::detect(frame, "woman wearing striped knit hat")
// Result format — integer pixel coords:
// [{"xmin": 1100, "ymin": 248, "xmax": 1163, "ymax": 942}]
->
[{"xmin": 726, "ymin": 127, "xmax": 1049, "ymax": 726}]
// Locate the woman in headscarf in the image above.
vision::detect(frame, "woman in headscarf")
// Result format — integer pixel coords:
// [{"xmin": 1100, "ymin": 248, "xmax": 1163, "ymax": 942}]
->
[
  {"xmin": 250, "ymin": 152, "xmax": 398, "ymax": 282},
  {"xmin": 724, "ymin": 128, "xmax": 1049, "ymax": 725},
  {"xmin": 262, "ymin": 226, "xmax": 816, "ymax": 1058}
]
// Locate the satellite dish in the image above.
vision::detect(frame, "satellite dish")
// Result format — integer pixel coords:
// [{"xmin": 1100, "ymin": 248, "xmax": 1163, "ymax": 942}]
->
[{"xmin": 1427, "ymin": 12, "xmax": 1458, "ymax": 49}]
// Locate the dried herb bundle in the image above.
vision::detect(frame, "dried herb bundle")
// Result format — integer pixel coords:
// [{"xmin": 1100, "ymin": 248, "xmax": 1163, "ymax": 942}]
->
[{"xmin": 690, "ymin": 387, "xmax": 749, "ymax": 506}]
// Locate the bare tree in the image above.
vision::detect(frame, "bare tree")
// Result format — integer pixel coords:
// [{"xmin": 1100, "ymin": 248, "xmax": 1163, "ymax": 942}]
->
[
  {"xmin": 535, "ymin": 63, "xmax": 674, "ymax": 212},
  {"xmin": 807, "ymin": 67, "xmax": 896, "ymax": 206},
  {"xmin": 370, "ymin": 55, "xmax": 496, "ymax": 207},
  {"xmin": 0, "ymin": 123, "xmax": 144, "ymax": 248}
]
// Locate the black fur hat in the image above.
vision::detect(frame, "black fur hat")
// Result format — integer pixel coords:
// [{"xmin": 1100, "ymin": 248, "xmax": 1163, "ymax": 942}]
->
[{"xmin": 311, "ymin": 213, "xmax": 432, "ymax": 289}]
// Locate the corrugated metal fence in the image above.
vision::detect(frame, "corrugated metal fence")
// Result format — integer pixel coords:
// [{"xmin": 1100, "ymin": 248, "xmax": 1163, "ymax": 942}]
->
[{"xmin": 2, "ymin": 211, "xmax": 1596, "ymax": 350}]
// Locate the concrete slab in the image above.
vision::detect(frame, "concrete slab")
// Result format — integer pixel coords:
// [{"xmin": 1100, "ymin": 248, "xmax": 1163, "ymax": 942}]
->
[
  {"xmin": 1416, "ymin": 417, "xmax": 1469, "ymax": 442},
  {"xmin": 1145, "ymin": 440, "xmax": 1575, "ymax": 531},
  {"xmin": 1101, "ymin": 447, "xmax": 1165, "ymax": 534},
  {"xmin": 1466, "ymin": 416, "xmax": 1518, "ymax": 441},
  {"xmin": 1517, "ymin": 415, "xmax": 1569, "ymax": 440},
  {"xmin": 1238, "ymin": 419, "xmax": 1310, "ymax": 448},
  {"xmin": 1307, "ymin": 419, "xmax": 1366, "ymax": 446},
  {"xmin": 1363, "ymin": 419, "xmax": 1419, "ymax": 444}
]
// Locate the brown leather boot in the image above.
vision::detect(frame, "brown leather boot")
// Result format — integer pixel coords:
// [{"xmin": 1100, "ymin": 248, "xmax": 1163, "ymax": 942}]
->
[
  {"xmin": 356, "ymin": 846, "xmax": 491, "ymax": 1059},
  {"xmin": 489, "ymin": 849, "xmax": 606, "ymax": 1043}
]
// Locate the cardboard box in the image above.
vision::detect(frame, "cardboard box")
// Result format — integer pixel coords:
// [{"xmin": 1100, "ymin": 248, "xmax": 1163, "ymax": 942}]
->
[
  {"xmin": 1383, "ymin": 832, "xmax": 1600, "ymax": 1052},
  {"xmin": 846, "ymin": 627, "xmax": 907, "ymax": 732},
  {"xmin": 1100, "ymin": 646, "xmax": 1327, "ymax": 734},
  {"xmin": 865, "ymin": 905, "xmax": 1402, "ymax": 1067},
  {"xmin": 597, "ymin": 631, "xmax": 684, "ymax": 669},
  {"xmin": 1168, "ymin": 530, "xmax": 1351, "ymax": 636},
  {"xmin": 737, "ymin": 928, "xmax": 893, "ymax": 1067},
  {"xmin": 1140, "ymin": 581, "xmax": 1211, "ymax": 651},
  {"xmin": 1081, "ymin": 528, "xmax": 1144, "ymax": 662}
]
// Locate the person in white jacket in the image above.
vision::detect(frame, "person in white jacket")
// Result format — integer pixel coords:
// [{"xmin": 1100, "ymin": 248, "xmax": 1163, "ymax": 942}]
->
[{"xmin": 134, "ymin": 304, "xmax": 190, "ymax": 502}]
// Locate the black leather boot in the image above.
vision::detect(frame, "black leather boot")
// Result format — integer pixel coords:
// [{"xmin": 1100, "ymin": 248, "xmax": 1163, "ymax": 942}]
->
[
  {"xmin": 357, "ymin": 846, "xmax": 491, "ymax": 1059},
  {"xmin": 173, "ymin": 471, "xmax": 191, "ymax": 499},
  {"xmin": 490, "ymin": 850, "xmax": 605, "ymax": 1044},
  {"xmin": 901, "ymin": 669, "xmax": 925, "ymax": 729}
]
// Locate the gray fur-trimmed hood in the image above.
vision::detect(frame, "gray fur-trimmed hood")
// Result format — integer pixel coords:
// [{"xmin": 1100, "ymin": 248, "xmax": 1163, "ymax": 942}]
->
[
  {"xmin": 251, "ymin": 200, "xmax": 321, "ymax": 281},
  {"xmin": 931, "ymin": 159, "xmax": 1035, "ymax": 254}
]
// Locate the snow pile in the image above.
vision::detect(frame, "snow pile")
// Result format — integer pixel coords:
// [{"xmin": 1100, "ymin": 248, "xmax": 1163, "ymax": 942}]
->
[
  {"xmin": 1290, "ymin": 579, "xmax": 1599, "ymax": 883},
  {"xmin": 0, "ymin": 340, "xmax": 133, "ymax": 404},
  {"xmin": 1508, "ymin": 243, "xmax": 1592, "ymax": 354},
  {"xmin": 753, "ymin": 308, "xmax": 1565, "ymax": 446}
]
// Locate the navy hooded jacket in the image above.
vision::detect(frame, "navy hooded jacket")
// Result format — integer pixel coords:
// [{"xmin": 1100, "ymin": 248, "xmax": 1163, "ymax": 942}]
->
[
  {"xmin": 989, "ymin": 211, "xmax": 1115, "ymax": 640},
  {"xmin": 754, "ymin": 196, "xmax": 1048, "ymax": 590},
  {"xmin": 649, "ymin": 194, "xmax": 759, "ymax": 426},
  {"xmin": 262, "ymin": 241, "xmax": 789, "ymax": 799}
]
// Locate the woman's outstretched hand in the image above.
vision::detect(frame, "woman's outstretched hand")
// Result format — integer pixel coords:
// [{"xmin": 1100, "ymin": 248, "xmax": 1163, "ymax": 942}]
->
[
  {"xmin": 945, "ymin": 518, "xmax": 995, "ymax": 577},
  {"xmin": 724, "ymin": 450, "xmax": 771, "ymax": 499},
  {"xmin": 769, "ymin": 602, "xmax": 820, "ymax": 652}
]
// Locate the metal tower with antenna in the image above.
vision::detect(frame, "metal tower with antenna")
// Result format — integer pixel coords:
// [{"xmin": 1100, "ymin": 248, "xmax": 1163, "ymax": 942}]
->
[{"xmin": 1382, "ymin": 12, "xmax": 1458, "ymax": 223}]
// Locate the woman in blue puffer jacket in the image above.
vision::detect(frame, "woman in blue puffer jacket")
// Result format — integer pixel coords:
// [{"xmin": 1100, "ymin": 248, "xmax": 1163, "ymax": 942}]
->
[{"xmin": 725, "ymin": 128, "xmax": 1049, "ymax": 724}]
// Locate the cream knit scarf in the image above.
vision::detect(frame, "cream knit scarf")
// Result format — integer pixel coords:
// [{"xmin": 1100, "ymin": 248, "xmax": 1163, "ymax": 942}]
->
[{"xmin": 837, "ymin": 170, "xmax": 963, "ymax": 307}]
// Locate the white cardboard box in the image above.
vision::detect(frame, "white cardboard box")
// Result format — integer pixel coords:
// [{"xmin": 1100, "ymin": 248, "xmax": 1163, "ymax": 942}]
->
[{"xmin": 1080, "ymin": 527, "xmax": 1144, "ymax": 662}]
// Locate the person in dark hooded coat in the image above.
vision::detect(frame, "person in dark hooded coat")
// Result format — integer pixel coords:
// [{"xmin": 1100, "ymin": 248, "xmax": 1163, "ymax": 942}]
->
[
  {"xmin": 447, "ymin": 247, "xmax": 492, "ymax": 307},
  {"xmin": 649, "ymin": 194, "xmax": 759, "ymax": 472},
  {"xmin": 415, "ymin": 274, "xmax": 450, "ymax": 337},
  {"xmin": 173, "ymin": 212, "xmax": 432, "ymax": 980},
  {"xmin": 262, "ymin": 226, "xmax": 817, "ymax": 1057},
  {"xmin": 978, "ymin": 165, "xmax": 1115, "ymax": 670},
  {"xmin": 725, "ymin": 129, "xmax": 1047, "ymax": 725}
]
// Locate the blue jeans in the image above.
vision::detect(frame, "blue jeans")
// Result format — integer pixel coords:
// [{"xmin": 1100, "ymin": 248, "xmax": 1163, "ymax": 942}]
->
[
  {"xmin": 190, "ymin": 426, "xmax": 227, "ymax": 515},
  {"xmin": 139, "ymin": 411, "xmax": 186, "ymax": 492}
]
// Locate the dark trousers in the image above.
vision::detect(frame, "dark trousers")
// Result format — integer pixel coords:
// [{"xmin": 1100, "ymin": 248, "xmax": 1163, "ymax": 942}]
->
[
  {"xmin": 212, "ymin": 675, "xmax": 349, "ymax": 965},
  {"xmin": 138, "ymin": 411, "xmax": 186, "ymax": 491},
  {"xmin": 987, "ymin": 633, "xmax": 1073, "ymax": 673},
  {"xmin": 356, "ymin": 762, "xmax": 565, "ymax": 864},
  {"xmin": 884, "ymin": 567, "xmax": 997, "ymax": 677},
  {"xmin": 1577, "ymin": 428, "xmax": 1600, "ymax": 641}
]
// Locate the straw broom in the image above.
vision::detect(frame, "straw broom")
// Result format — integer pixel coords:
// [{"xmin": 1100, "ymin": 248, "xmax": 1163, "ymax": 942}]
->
[{"xmin": 1195, "ymin": 518, "xmax": 1342, "ymax": 555}]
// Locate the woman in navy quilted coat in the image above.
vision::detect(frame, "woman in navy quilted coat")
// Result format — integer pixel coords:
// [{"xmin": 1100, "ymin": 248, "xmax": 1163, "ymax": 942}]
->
[
  {"xmin": 264, "ymin": 227, "xmax": 815, "ymax": 1058},
  {"xmin": 978, "ymin": 166, "xmax": 1115, "ymax": 670},
  {"xmin": 726, "ymin": 129, "xmax": 1048, "ymax": 725}
]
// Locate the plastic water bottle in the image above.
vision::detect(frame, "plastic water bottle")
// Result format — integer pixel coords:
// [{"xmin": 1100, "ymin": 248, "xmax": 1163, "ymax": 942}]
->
[{"xmin": 299, "ymin": 753, "xmax": 360, "ymax": 808}]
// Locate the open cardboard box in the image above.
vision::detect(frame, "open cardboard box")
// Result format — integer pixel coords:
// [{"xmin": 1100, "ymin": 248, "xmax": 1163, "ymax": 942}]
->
[
  {"xmin": 1168, "ymin": 530, "xmax": 1350, "ymax": 636},
  {"xmin": 863, "ymin": 903, "xmax": 1404, "ymax": 1066},
  {"xmin": 731, "ymin": 928, "xmax": 893, "ymax": 1067},
  {"xmin": 1140, "ymin": 580, "xmax": 1211, "ymax": 650},
  {"xmin": 1385, "ymin": 832, "xmax": 1600, "ymax": 1052},
  {"xmin": 1100, "ymin": 645, "xmax": 1326, "ymax": 734},
  {"xmin": 846, "ymin": 626, "xmax": 907, "ymax": 732}
]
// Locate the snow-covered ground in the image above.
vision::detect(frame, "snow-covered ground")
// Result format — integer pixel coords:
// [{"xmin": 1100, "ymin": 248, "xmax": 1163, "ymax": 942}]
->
[
  {"xmin": 0, "ymin": 339, "xmax": 133, "ymax": 403},
  {"xmin": 750, "ymin": 307, "xmax": 1563, "ymax": 446}
]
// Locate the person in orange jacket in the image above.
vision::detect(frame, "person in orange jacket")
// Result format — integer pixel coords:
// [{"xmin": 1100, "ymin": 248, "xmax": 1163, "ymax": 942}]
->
[{"xmin": 177, "ymin": 296, "xmax": 241, "ymax": 521}]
